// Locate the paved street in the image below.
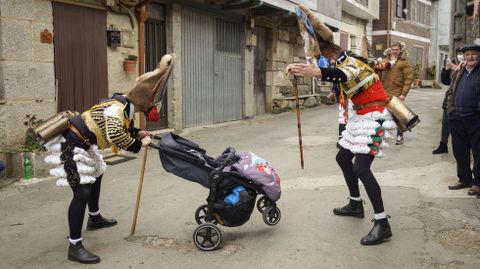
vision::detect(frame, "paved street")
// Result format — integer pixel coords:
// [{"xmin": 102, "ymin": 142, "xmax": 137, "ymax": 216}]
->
[{"xmin": 1, "ymin": 87, "xmax": 479, "ymax": 269}]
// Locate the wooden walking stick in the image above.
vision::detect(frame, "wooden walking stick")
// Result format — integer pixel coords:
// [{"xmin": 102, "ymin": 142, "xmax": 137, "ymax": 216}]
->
[
  {"xmin": 130, "ymin": 146, "xmax": 148, "ymax": 235},
  {"xmin": 292, "ymin": 75, "xmax": 305, "ymax": 169}
]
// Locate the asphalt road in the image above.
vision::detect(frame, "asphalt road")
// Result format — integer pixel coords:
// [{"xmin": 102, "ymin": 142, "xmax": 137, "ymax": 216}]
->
[{"xmin": 1, "ymin": 87, "xmax": 479, "ymax": 269}]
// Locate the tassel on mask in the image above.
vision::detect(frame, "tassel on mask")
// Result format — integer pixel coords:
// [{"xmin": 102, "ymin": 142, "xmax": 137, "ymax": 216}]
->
[{"xmin": 148, "ymin": 107, "xmax": 159, "ymax": 122}]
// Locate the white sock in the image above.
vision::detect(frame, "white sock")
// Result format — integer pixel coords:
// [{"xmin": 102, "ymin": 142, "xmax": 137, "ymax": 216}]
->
[
  {"xmin": 69, "ymin": 237, "xmax": 82, "ymax": 245},
  {"xmin": 374, "ymin": 212, "xmax": 387, "ymax": 220},
  {"xmin": 88, "ymin": 210, "xmax": 100, "ymax": 216},
  {"xmin": 349, "ymin": 196, "xmax": 362, "ymax": 201}
]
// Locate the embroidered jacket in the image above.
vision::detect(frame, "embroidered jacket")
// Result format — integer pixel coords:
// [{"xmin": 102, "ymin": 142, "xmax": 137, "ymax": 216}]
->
[
  {"xmin": 82, "ymin": 98, "xmax": 141, "ymax": 153},
  {"xmin": 320, "ymin": 51, "xmax": 380, "ymax": 99},
  {"xmin": 320, "ymin": 50, "xmax": 382, "ymax": 110}
]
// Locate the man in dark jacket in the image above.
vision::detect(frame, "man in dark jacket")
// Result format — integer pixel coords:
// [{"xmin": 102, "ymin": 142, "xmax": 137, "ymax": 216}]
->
[
  {"xmin": 445, "ymin": 43, "xmax": 480, "ymax": 197},
  {"xmin": 434, "ymin": 47, "xmax": 464, "ymax": 154}
]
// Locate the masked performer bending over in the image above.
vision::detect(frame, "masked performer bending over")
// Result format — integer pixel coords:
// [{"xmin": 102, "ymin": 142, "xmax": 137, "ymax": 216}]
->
[
  {"xmin": 44, "ymin": 54, "xmax": 175, "ymax": 263},
  {"xmin": 286, "ymin": 6, "xmax": 396, "ymax": 245}
]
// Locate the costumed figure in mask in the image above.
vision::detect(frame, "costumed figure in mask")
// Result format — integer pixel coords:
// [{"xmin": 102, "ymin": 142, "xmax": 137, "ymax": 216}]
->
[
  {"xmin": 286, "ymin": 5, "xmax": 396, "ymax": 245},
  {"xmin": 44, "ymin": 54, "xmax": 175, "ymax": 263}
]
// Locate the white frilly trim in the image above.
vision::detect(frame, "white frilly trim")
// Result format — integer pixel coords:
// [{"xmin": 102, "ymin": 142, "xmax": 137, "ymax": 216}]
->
[
  {"xmin": 346, "ymin": 119, "xmax": 381, "ymax": 130},
  {"xmin": 338, "ymin": 139, "xmax": 371, "ymax": 154},
  {"xmin": 45, "ymin": 138, "xmax": 107, "ymax": 187},
  {"xmin": 342, "ymin": 131, "xmax": 373, "ymax": 145},
  {"xmin": 381, "ymin": 119, "xmax": 397, "ymax": 130},
  {"xmin": 44, "ymin": 135, "xmax": 65, "ymax": 152},
  {"xmin": 45, "ymin": 154, "xmax": 62, "ymax": 165},
  {"xmin": 347, "ymin": 126, "xmax": 377, "ymax": 136},
  {"xmin": 339, "ymin": 108, "xmax": 397, "ymax": 157},
  {"xmin": 73, "ymin": 154, "xmax": 96, "ymax": 166},
  {"xmin": 89, "ymin": 146, "xmax": 107, "ymax": 178},
  {"xmin": 50, "ymin": 166, "xmax": 67, "ymax": 178}
]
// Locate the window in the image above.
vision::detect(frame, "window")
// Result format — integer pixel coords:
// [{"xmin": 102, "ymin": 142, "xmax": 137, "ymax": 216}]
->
[
  {"xmin": 340, "ymin": 31, "xmax": 349, "ymax": 51},
  {"xmin": 356, "ymin": 0, "xmax": 368, "ymax": 6},
  {"xmin": 417, "ymin": 1, "xmax": 425, "ymax": 24},
  {"xmin": 396, "ymin": 0, "xmax": 408, "ymax": 18},
  {"xmin": 411, "ymin": 46, "xmax": 424, "ymax": 67},
  {"xmin": 350, "ymin": 35, "xmax": 357, "ymax": 52}
]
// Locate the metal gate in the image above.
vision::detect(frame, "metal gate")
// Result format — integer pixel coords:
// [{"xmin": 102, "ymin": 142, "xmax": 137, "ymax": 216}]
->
[
  {"xmin": 145, "ymin": 3, "xmax": 167, "ymax": 130},
  {"xmin": 181, "ymin": 8, "xmax": 243, "ymax": 127}
]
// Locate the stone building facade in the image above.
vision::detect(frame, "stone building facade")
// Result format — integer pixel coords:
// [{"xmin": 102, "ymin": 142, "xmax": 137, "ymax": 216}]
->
[
  {"xmin": 372, "ymin": 0, "xmax": 433, "ymax": 79},
  {"xmin": 0, "ymin": 0, "xmax": 342, "ymax": 181},
  {"xmin": 0, "ymin": 0, "xmax": 138, "ymax": 181}
]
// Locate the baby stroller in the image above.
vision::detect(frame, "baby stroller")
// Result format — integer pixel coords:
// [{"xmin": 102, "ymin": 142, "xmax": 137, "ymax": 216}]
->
[{"xmin": 150, "ymin": 133, "xmax": 281, "ymax": 251}]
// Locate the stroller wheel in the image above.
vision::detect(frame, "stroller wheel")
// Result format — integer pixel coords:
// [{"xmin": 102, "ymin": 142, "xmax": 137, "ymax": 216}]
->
[
  {"xmin": 256, "ymin": 196, "xmax": 271, "ymax": 213},
  {"xmin": 257, "ymin": 196, "xmax": 275, "ymax": 213},
  {"xmin": 262, "ymin": 206, "xmax": 281, "ymax": 226},
  {"xmin": 195, "ymin": 204, "xmax": 218, "ymax": 225},
  {"xmin": 193, "ymin": 223, "xmax": 222, "ymax": 251}
]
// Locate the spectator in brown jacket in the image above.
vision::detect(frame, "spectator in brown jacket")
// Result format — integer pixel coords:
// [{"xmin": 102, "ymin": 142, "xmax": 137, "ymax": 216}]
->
[{"xmin": 378, "ymin": 42, "xmax": 414, "ymax": 145}]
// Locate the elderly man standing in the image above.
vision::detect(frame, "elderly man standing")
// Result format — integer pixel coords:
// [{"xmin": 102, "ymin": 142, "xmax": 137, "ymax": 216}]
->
[
  {"xmin": 379, "ymin": 42, "xmax": 414, "ymax": 145},
  {"xmin": 446, "ymin": 43, "xmax": 480, "ymax": 197}
]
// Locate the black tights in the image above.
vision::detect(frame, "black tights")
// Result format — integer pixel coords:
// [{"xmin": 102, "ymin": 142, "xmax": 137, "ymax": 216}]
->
[
  {"xmin": 68, "ymin": 175, "xmax": 103, "ymax": 239},
  {"xmin": 335, "ymin": 148, "xmax": 384, "ymax": 214}
]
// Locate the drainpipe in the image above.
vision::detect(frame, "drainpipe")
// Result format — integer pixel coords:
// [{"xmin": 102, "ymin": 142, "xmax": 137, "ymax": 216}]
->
[
  {"xmin": 387, "ymin": 0, "xmax": 391, "ymax": 48},
  {"xmin": 136, "ymin": 5, "xmax": 149, "ymax": 129}
]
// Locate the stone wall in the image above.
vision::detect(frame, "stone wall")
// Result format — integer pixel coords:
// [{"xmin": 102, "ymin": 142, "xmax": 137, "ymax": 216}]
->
[
  {"xmin": 0, "ymin": 1, "xmax": 136, "ymax": 150},
  {"xmin": 0, "ymin": 0, "xmax": 136, "ymax": 182},
  {"xmin": 0, "ymin": 0, "xmax": 56, "ymax": 153},
  {"xmin": 264, "ymin": 23, "xmax": 316, "ymax": 113}
]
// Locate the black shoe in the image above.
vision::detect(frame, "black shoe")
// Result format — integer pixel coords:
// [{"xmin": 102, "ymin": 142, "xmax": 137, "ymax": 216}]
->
[
  {"xmin": 432, "ymin": 142, "xmax": 448, "ymax": 154},
  {"xmin": 68, "ymin": 241, "xmax": 100, "ymax": 264},
  {"xmin": 360, "ymin": 217, "xmax": 392, "ymax": 245},
  {"xmin": 87, "ymin": 215, "xmax": 118, "ymax": 231},
  {"xmin": 333, "ymin": 198, "xmax": 364, "ymax": 218}
]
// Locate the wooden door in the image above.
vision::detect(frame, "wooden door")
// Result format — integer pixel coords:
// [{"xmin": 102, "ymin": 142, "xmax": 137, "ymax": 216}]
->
[
  {"xmin": 145, "ymin": 3, "xmax": 168, "ymax": 130},
  {"xmin": 53, "ymin": 2, "xmax": 108, "ymax": 113}
]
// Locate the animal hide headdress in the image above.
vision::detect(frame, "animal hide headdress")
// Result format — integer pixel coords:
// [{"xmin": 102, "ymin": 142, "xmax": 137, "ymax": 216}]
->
[
  {"xmin": 126, "ymin": 53, "xmax": 176, "ymax": 115},
  {"xmin": 295, "ymin": 4, "xmax": 340, "ymax": 60}
]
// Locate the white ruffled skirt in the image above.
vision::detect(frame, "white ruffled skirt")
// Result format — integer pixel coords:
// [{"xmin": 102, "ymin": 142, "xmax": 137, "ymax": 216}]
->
[
  {"xmin": 338, "ymin": 108, "xmax": 397, "ymax": 157},
  {"xmin": 44, "ymin": 135, "xmax": 107, "ymax": 187}
]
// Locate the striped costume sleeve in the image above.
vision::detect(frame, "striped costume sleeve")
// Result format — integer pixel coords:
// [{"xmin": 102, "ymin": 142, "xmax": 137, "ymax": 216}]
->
[{"xmin": 104, "ymin": 104, "xmax": 141, "ymax": 153}]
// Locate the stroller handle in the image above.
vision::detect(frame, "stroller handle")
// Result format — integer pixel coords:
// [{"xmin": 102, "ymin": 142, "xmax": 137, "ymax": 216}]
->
[
  {"xmin": 147, "ymin": 134, "xmax": 162, "ymax": 150},
  {"xmin": 148, "ymin": 143, "xmax": 160, "ymax": 150}
]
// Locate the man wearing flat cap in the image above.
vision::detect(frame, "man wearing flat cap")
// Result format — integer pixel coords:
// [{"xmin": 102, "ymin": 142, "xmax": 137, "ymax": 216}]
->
[{"xmin": 445, "ymin": 41, "xmax": 480, "ymax": 198}]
